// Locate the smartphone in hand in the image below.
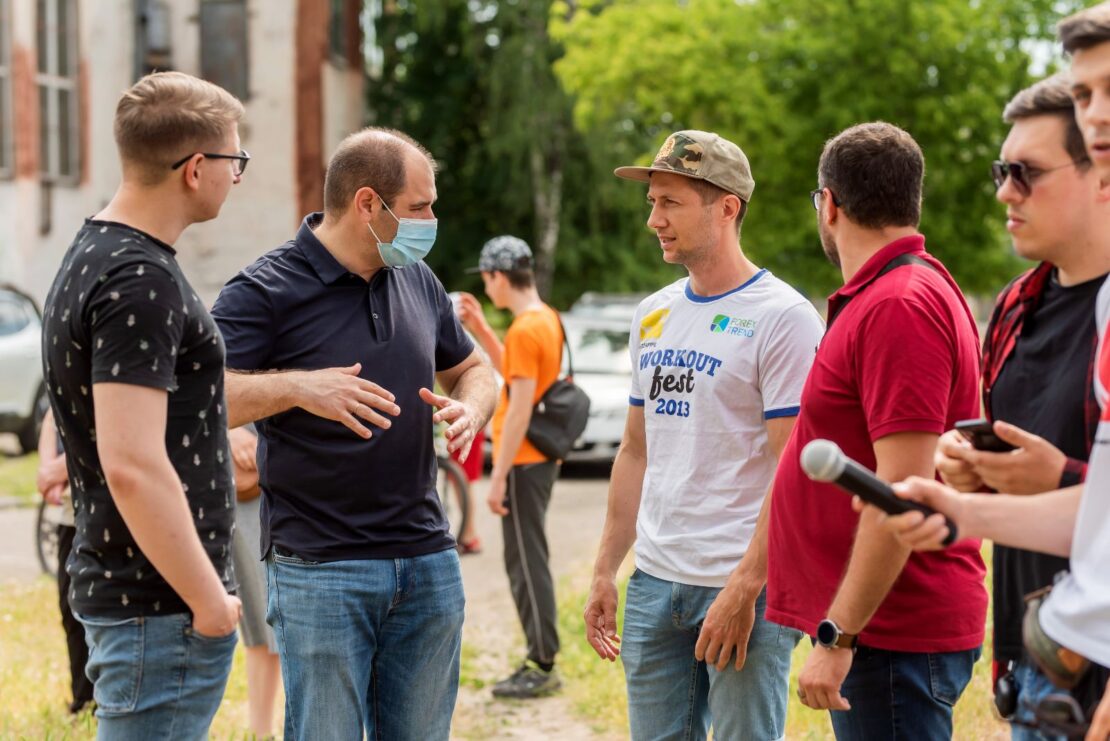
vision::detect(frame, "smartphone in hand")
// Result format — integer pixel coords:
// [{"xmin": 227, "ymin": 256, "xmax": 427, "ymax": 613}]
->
[{"xmin": 954, "ymin": 418, "xmax": 1016, "ymax": 453}]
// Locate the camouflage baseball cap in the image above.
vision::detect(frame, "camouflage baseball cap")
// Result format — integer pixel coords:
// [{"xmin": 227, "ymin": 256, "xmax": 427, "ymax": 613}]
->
[
  {"xmin": 466, "ymin": 235, "xmax": 534, "ymax": 273},
  {"xmin": 614, "ymin": 130, "xmax": 755, "ymax": 201}
]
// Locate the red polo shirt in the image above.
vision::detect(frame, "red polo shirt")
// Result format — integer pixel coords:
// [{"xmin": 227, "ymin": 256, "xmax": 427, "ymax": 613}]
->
[{"xmin": 766, "ymin": 235, "xmax": 987, "ymax": 653}]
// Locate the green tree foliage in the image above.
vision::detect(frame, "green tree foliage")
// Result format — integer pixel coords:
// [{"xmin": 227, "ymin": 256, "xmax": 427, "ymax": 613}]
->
[
  {"xmin": 370, "ymin": 0, "xmax": 1085, "ymax": 304},
  {"xmin": 554, "ymin": 0, "xmax": 1092, "ymax": 296},
  {"xmin": 369, "ymin": 0, "xmax": 684, "ymax": 307}
]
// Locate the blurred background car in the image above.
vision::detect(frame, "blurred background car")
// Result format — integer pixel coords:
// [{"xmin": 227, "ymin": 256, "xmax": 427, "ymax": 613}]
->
[
  {"xmin": 561, "ymin": 314, "xmax": 633, "ymax": 464},
  {"xmin": 0, "ymin": 285, "xmax": 48, "ymax": 455},
  {"xmin": 568, "ymin": 292, "xmax": 646, "ymax": 325}
]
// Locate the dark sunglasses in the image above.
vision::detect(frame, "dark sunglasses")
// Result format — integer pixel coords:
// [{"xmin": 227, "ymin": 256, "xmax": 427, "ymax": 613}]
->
[
  {"xmin": 171, "ymin": 149, "xmax": 251, "ymax": 176},
  {"xmin": 991, "ymin": 159, "xmax": 1080, "ymax": 196},
  {"xmin": 809, "ymin": 187, "xmax": 841, "ymax": 210}
]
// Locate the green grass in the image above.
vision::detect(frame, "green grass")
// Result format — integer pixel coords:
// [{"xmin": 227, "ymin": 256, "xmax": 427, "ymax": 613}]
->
[
  {"xmin": 0, "ymin": 451, "xmax": 41, "ymax": 504},
  {"xmin": 0, "ymin": 549, "xmax": 1009, "ymax": 740},
  {"xmin": 552, "ymin": 547, "xmax": 1008, "ymax": 740},
  {"xmin": 0, "ymin": 579, "xmax": 266, "ymax": 740}
]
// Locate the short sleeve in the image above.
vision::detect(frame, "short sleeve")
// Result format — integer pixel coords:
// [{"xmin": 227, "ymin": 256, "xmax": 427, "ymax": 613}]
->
[
  {"xmin": 759, "ymin": 301, "xmax": 824, "ymax": 419},
  {"xmin": 856, "ymin": 296, "xmax": 956, "ymax": 440},
  {"xmin": 431, "ymin": 272, "xmax": 475, "ymax": 372},
  {"xmin": 89, "ymin": 263, "xmax": 183, "ymax": 391},
  {"xmin": 503, "ymin": 323, "xmax": 543, "ymax": 382},
  {"xmin": 211, "ymin": 273, "xmax": 274, "ymax": 371},
  {"xmin": 628, "ymin": 311, "xmax": 644, "ymax": 407}
]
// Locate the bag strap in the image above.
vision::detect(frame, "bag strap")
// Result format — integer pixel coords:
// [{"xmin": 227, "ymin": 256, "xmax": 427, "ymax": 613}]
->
[
  {"xmin": 827, "ymin": 253, "xmax": 935, "ymax": 330},
  {"xmin": 504, "ymin": 308, "xmax": 572, "ymax": 400},
  {"xmin": 554, "ymin": 312, "xmax": 574, "ymax": 380}
]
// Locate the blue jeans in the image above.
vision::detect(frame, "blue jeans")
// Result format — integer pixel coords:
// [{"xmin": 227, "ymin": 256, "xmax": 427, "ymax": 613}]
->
[
  {"xmin": 829, "ymin": 644, "xmax": 981, "ymax": 740},
  {"xmin": 1011, "ymin": 658, "xmax": 1068, "ymax": 741},
  {"xmin": 76, "ymin": 611, "xmax": 236, "ymax": 740},
  {"xmin": 267, "ymin": 547, "xmax": 465, "ymax": 741},
  {"xmin": 621, "ymin": 569, "xmax": 801, "ymax": 741}
]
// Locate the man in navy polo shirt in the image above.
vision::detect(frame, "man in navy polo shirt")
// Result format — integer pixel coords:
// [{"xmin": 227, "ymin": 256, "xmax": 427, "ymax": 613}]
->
[
  {"xmin": 212, "ymin": 127, "xmax": 497, "ymax": 741},
  {"xmin": 765, "ymin": 122, "xmax": 987, "ymax": 740}
]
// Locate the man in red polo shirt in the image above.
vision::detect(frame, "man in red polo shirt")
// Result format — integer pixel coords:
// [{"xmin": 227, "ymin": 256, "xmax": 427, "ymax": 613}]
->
[{"xmin": 765, "ymin": 122, "xmax": 987, "ymax": 739}]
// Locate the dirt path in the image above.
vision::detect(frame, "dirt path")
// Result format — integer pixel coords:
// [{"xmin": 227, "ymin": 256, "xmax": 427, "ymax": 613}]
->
[{"xmin": 451, "ymin": 474, "xmax": 623, "ymax": 741}]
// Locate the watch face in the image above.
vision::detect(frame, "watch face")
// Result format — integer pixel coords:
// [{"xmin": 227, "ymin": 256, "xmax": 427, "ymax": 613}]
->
[{"xmin": 817, "ymin": 620, "xmax": 838, "ymax": 647}]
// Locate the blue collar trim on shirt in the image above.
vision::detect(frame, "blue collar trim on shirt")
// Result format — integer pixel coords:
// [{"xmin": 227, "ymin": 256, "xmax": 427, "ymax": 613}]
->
[{"xmin": 684, "ymin": 269, "xmax": 768, "ymax": 304}]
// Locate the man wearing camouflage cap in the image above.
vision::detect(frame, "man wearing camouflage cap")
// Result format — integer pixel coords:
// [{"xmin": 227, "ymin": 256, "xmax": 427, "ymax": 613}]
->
[
  {"xmin": 583, "ymin": 130, "xmax": 825, "ymax": 739},
  {"xmin": 457, "ymin": 236, "xmax": 566, "ymax": 698}
]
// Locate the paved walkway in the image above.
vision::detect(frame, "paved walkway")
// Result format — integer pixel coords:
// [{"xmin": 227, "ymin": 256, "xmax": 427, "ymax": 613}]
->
[{"xmin": 452, "ymin": 472, "xmax": 621, "ymax": 740}]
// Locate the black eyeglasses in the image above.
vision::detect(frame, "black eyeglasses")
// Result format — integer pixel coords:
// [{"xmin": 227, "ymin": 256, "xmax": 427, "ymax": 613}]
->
[
  {"xmin": 991, "ymin": 159, "xmax": 1081, "ymax": 197},
  {"xmin": 171, "ymin": 149, "xmax": 251, "ymax": 176},
  {"xmin": 810, "ymin": 187, "xmax": 840, "ymax": 210}
]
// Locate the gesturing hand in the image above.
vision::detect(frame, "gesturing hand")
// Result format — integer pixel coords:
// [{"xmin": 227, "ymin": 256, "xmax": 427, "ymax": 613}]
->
[
  {"xmin": 420, "ymin": 388, "xmax": 480, "ymax": 461},
  {"xmin": 296, "ymin": 363, "xmax": 400, "ymax": 439}
]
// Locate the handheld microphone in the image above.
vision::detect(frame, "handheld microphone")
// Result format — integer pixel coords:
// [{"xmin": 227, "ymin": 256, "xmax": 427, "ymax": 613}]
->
[{"xmin": 800, "ymin": 439, "xmax": 958, "ymax": 547}]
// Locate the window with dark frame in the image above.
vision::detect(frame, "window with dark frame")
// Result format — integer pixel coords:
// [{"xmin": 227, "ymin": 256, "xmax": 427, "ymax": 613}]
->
[
  {"xmin": 0, "ymin": 0, "xmax": 13, "ymax": 178},
  {"xmin": 328, "ymin": 0, "xmax": 346, "ymax": 63},
  {"xmin": 36, "ymin": 0, "xmax": 80, "ymax": 184},
  {"xmin": 134, "ymin": 0, "xmax": 173, "ymax": 80},
  {"xmin": 199, "ymin": 0, "xmax": 248, "ymax": 101}
]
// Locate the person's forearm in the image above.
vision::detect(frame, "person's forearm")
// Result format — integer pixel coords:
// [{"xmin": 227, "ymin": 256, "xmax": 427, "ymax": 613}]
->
[
  {"xmin": 445, "ymin": 363, "xmax": 498, "ymax": 430},
  {"xmin": 105, "ymin": 457, "xmax": 227, "ymax": 612},
  {"xmin": 728, "ymin": 487, "xmax": 772, "ymax": 595},
  {"xmin": 471, "ymin": 324, "xmax": 504, "ymax": 370},
  {"xmin": 828, "ymin": 507, "xmax": 912, "ymax": 633},
  {"xmin": 962, "ymin": 485, "xmax": 1082, "ymax": 558},
  {"xmin": 225, "ymin": 369, "xmax": 303, "ymax": 427},
  {"xmin": 493, "ymin": 395, "xmax": 532, "ymax": 478},
  {"xmin": 593, "ymin": 442, "xmax": 646, "ymax": 581}
]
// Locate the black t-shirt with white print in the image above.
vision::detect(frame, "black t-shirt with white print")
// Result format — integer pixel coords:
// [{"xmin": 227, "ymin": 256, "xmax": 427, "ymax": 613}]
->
[{"xmin": 42, "ymin": 219, "xmax": 235, "ymax": 618}]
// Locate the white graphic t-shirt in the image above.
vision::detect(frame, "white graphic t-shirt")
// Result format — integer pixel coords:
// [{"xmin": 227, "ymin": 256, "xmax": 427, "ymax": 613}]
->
[
  {"xmin": 629, "ymin": 270, "xmax": 825, "ymax": 587},
  {"xmin": 1040, "ymin": 278, "xmax": 1110, "ymax": 665}
]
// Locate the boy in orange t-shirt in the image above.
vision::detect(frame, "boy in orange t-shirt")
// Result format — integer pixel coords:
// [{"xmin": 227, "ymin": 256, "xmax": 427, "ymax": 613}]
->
[{"xmin": 457, "ymin": 236, "xmax": 564, "ymax": 699}]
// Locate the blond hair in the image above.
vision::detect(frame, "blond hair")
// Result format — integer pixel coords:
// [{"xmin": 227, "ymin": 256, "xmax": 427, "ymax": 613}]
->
[{"xmin": 114, "ymin": 71, "xmax": 244, "ymax": 184}]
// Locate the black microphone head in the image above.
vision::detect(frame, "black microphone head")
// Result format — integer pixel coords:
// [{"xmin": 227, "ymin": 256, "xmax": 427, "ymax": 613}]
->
[{"xmin": 800, "ymin": 439, "xmax": 846, "ymax": 482}]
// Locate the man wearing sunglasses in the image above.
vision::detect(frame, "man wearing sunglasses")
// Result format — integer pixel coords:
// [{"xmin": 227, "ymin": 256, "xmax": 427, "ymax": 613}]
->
[
  {"xmin": 877, "ymin": 6, "xmax": 1110, "ymax": 739},
  {"xmin": 936, "ymin": 74, "xmax": 1110, "ymax": 740}
]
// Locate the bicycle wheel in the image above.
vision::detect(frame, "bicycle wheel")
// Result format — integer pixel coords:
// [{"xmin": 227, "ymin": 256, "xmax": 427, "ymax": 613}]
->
[
  {"xmin": 436, "ymin": 455, "xmax": 470, "ymax": 541},
  {"xmin": 36, "ymin": 499, "xmax": 63, "ymax": 578}
]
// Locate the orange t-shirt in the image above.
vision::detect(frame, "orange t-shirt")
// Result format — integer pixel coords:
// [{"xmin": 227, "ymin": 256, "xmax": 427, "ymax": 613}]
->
[{"xmin": 491, "ymin": 305, "xmax": 564, "ymax": 466}]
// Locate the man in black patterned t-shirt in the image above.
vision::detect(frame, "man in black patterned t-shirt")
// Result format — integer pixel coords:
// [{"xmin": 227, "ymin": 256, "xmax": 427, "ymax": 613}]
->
[{"xmin": 41, "ymin": 71, "xmax": 246, "ymax": 739}]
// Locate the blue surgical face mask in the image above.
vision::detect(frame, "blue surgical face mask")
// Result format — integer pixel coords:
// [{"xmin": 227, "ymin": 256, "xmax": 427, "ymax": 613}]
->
[{"xmin": 368, "ymin": 200, "xmax": 437, "ymax": 268}]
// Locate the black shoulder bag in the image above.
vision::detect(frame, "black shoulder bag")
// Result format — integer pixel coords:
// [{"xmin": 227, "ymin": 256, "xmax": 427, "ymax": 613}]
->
[{"xmin": 523, "ymin": 314, "xmax": 592, "ymax": 461}]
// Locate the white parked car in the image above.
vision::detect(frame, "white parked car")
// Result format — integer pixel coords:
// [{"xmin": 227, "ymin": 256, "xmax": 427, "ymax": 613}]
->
[
  {"xmin": 0, "ymin": 286, "xmax": 48, "ymax": 453},
  {"xmin": 561, "ymin": 316, "xmax": 632, "ymax": 464}
]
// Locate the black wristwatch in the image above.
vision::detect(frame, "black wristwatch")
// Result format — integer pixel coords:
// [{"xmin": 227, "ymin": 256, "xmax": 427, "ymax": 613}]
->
[{"xmin": 816, "ymin": 619, "xmax": 859, "ymax": 651}]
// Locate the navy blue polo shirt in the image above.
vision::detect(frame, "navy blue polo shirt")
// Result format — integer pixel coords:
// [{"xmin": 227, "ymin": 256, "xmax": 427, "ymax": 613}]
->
[{"xmin": 211, "ymin": 213, "xmax": 474, "ymax": 561}]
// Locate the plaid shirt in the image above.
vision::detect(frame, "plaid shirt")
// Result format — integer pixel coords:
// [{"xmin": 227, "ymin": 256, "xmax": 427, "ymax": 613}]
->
[{"xmin": 981, "ymin": 262, "xmax": 1098, "ymax": 487}]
